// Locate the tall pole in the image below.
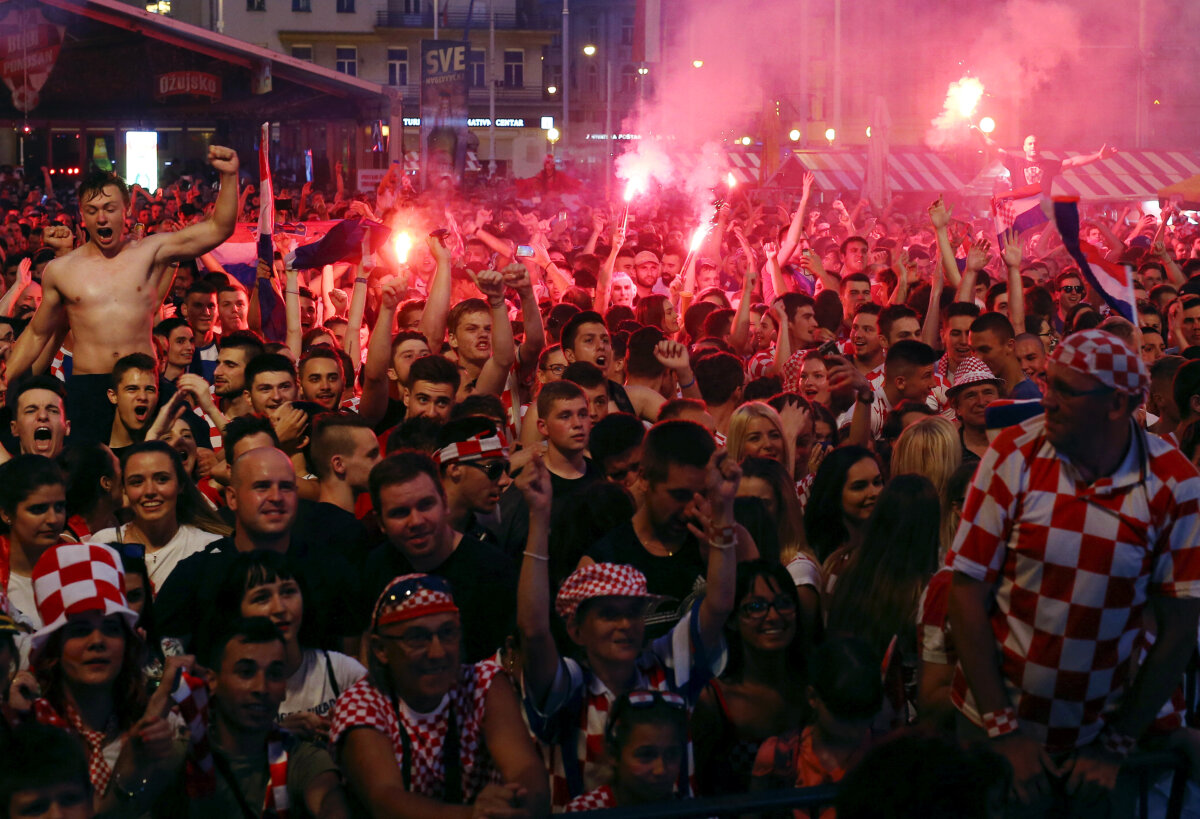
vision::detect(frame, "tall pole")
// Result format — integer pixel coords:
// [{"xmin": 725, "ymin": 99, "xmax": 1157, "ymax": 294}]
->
[
  {"xmin": 488, "ymin": 0, "xmax": 496, "ymax": 172},
  {"xmin": 434, "ymin": 0, "xmax": 439, "ymax": 39},
  {"xmin": 832, "ymin": 0, "xmax": 842, "ymax": 139},
  {"xmin": 1135, "ymin": 0, "xmax": 1146, "ymax": 147},
  {"xmin": 562, "ymin": 0, "xmax": 569, "ymax": 157},
  {"xmin": 798, "ymin": 0, "xmax": 809, "ymax": 145}
]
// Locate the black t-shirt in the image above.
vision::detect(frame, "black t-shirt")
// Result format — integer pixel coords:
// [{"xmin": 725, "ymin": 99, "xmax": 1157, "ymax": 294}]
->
[
  {"xmin": 361, "ymin": 534, "xmax": 518, "ymax": 664},
  {"xmin": 492, "ymin": 459, "xmax": 603, "ymax": 563},
  {"xmin": 154, "ymin": 535, "xmax": 364, "ymax": 652},
  {"xmin": 292, "ymin": 501, "xmax": 377, "ymax": 568},
  {"xmin": 585, "ymin": 520, "xmax": 706, "ymax": 637},
  {"xmin": 1003, "ymin": 155, "xmax": 1063, "ymax": 196}
]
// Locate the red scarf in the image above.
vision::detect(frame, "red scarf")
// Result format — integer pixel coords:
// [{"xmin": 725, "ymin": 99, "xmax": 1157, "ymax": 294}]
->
[{"xmin": 32, "ymin": 698, "xmax": 117, "ymax": 794}]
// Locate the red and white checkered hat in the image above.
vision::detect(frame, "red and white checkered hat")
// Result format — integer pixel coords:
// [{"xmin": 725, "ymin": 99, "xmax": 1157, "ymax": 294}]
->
[
  {"xmin": 433, "ymin": 430, "xmax": 509, "ymax": 468},
  {"xmin": 372, "ymin": 574, "xmax": 459, "ymax": 629},
  {"xmin": 947, "ymin": 356, "xmax": 1002, "ymax": 398},
  {"xmin": 555, "ymin": 563, "xmax": 664, "ymax": 623},
  {"xmin": 1051, "ymin": 328, "xmax": 1149, "ymax": 397},
  {"xmin": 30, "ymin": 542, "xmax": 138, "ymax": 653}
]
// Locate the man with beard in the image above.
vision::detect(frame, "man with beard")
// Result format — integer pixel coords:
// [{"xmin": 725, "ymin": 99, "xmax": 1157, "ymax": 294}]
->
[
  {"xmin": 363, "ymin": 450, "xmax": 517, "ymax": 663},
  {"xmin": 213, "ymin": 331, "xmax": 265, "ymax": 419},
  {"xmin": 6, "ymin": 148, "xmax": 239, "ymax": 446},
  {"xmin": 299, "ymin": 346, "xmax": 346, "ymax": 411},
  {"xmin": 947, "ymin": 329, "xmax": 1200, "ymax": 814},
  {"xmin": 631, "ymin": 251, "xmax": 669, "ymax": 301}
]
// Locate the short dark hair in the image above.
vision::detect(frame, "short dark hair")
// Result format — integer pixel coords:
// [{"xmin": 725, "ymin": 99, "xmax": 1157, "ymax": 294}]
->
[
  {"xmin": 309, "ymin": 412, "xmax": 374, "ymax": 480},
  {"xmin": 626, "ymin": 326, "xmax": 667, "ymax": 379},
  {"xmin": 878, "ymin": 304, "xmax": 919, "ymax": 342},
  {"xmin": 562, "ymin": 360, "xmax": 606, "ymax": 390},
  {"xmin": 0, "ymin": 454, "xmax": 65, "ymax": 524},
  {"xmin": 700, "ymin": 308, "xmax": 735, "ymax": 339},
  {"xmin": 386, "ymin": 415, "xmax": 443, "ymax": 454},
  {"xmin": 244, "ymin": 353, "xmax": 297, "ymax": 389},
  {"xmin": 111, "ymin": 352, "xmax": 158, "ymax": 388},
  {"xmin": 406, "ymin": 354, "xmax": 460, "ymax": 391},
  {"xmin": 840, "ymin": 235, "xmax": 869, "ymax": 255},
  {"xmin": 369, "ymin": 450, "xmax": 443, "ymax": 512},
  {"xmin": 0, "ymin": 723, "xmax": 92, "ymax": 809},
  {"xmin": 185, "ymin": 278, "xmax": 219, "ymax": 299},
  {"xmin": 536, "ymin": 379, "xmax": 586, "ymax": 418},
  {"xmin": 1173, "ymin": 359, "xmax": 1200, "ymax": 423},
  {"xmin": 221, "ymin": 413, "xmax": 279, "ymax": 455},
  {"xmin": 589, "ymin": 412, "xmax": 645, "ymax": 468},
  {"xmin": 841, "ymin": 272, "xmax": 871, "ymax": 290},
  {"xmin": 448, "ymin": 298, "xmax": 491, "ymax": 336},
  {"xmin": 561, "ymin": 310, "xmax": 606, "ymax": 353},
  {"xmin": 970, "ymin": 312, "xmax": 1016, "ymax": 343},
  {"xmin": 449, "ymin": 394, "xmax": 506, "ymax": 424},
  {"xmin": 154, "ymin": 316, "xmax": 189, "ymax": 339},
  {"xmin": 9, "ymin": 374, "xmax": 67, "ymax": 412},
  {"xmin": 299, "ymin": 345, "xmax": 345, "ymax": 380},
  {"xmin": 779, "ymin": 292, "xmax": 816, "ymax": 323},
  {"xmin": 641, "ymin": 420, "xmax": 715, "ymax": 484},
  {"xmin": 943, "ymin": 301, "xmax": 981, "ymax": 324},
  {"xmin": 693, "ymin": 352, "xmax": 744, "ymax": 406},
  {"xmin": 658, "ymin": 398, "xmax": 708, "ymax": 421},
  {"xmin": 219, "ymin": 329, "xmax": 266, "ymax": 360},
  {"xmin": 78, "ymin": 170, "xmax": 129, "ymax": 205},
  {"xmin": 884, "ymin": 339, "xmax": 938, "ymax": 379},
  {"xmin": 202, "ymin": 615, "xmax": 286, "ymax": 671}
]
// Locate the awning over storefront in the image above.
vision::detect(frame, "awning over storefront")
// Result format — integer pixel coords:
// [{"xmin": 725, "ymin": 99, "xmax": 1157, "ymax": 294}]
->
[
  {"xmin": 403, "ymin": 151, "xmax": 482, "ymax": 173},
  {"xmin": 770, "ymin": 150, "xmax": 964, "ymax": 194},
  {"xmin": 1040, "ymin": 151, "xmax": 1200, "ymax": 201}
]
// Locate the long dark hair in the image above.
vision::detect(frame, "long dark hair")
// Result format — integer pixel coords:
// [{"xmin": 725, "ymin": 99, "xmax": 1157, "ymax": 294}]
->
[
  {"xmin": 0, "ymin": 455, "xmax": 65, "ymax": 536},
  {"xmin": 824, "ymin": 474, "xmax": 942, "ymax": 656},
  {"xmin": 721, "ymin": 560, "xmax": 807, "ymax": 686},
  {"xmin": 635, "ymin": 294, "xmax": 672, "ymax": 331},
  {"xmin": 32, "ymin": 619, "xmax": 148, "ymax": 733},
  {"xmin": 120, "ymin": 441, "xmax": 230, "ymax": 536},
  {"xmin": 59, "ymin": 443, "xmax": 118, "ymax": 520},
  {"xmin": 205, "ymin": 551, "xmax": 316, "ymax": 655},
  {"xmin": 804, "ymin": 446, "xmax": 877, "ymax": 561}
]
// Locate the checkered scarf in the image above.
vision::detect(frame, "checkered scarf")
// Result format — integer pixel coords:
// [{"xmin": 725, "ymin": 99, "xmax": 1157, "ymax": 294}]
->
[
  {"xmin": 433, "ymin": 430, "xmax": 508, "ymax": 467},
  {"xmin": 32, "ymin": 698, "xmax": 116, "ymax": 794}
]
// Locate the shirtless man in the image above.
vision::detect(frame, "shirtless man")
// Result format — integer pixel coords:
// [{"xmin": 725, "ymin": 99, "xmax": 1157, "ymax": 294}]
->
[{"xmin": 8, "ymin": 145, "xmax": 239, "ymax": 444}]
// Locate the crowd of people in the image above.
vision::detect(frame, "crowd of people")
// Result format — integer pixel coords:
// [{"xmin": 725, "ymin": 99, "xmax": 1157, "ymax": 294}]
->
[{"xmin": 0, "ymin": 137, "xmax": 1199, "ymax": 818}]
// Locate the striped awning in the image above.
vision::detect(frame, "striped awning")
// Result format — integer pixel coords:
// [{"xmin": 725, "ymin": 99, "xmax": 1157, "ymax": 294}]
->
[
  {"xmin": 725, "ymin": 150, "xmax": 762, "ymax": 186},
  {"xmin": 786, "ymin": 150, "xmax": 964, "ymax": 194},
  {"xmin": 1038, "ymin": 150, "xmax": 1200, "ymax": 201},
  {"xmin": 403, "ymin": 150, "xmax": 482, "ymax": 172}
]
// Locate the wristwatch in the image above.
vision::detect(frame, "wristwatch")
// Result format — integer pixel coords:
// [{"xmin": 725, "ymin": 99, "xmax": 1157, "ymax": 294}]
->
[{"xmin": 857, "ymin": 389, "xmax": 875, "ymax": 405}]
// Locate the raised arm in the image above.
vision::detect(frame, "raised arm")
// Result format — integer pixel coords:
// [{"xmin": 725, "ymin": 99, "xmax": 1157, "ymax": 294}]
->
[
  {"xmin": 418, "ymin": 233, "xmax": 452, "ymax": 352},
  {"xmin": 692, "ymin": 451, "xmax": 745, "ymax": 657},
  {"xmin": 150, "ymin": 146, "xmax": 238, "ymax": 267},
  {"xmin": 729, "ymin": 266, "xmax": 758, "ymax": 357},
  {"xmin": 777, "ymin": 173, "xmax": 815, "ymax": 264},
  {"xmin": 582, "ymin": 209, "xmax": 606, "ymax": 256},
  {"xmin": 930, "ymin": 197, "xmax": 963, "ymax": 290},
  {"xmin": 515, "ymin": 452, "xmax": 560, "ymax": 704},
  {"xmin": 343, "ymin": 246, "xmax": 372, "ymax": 372},
  {"xmin": 957, "ymin": 238, "xmax": 990, "ymax": 304},
  {"xmin": 594, "ymin": 227, "xmax": 624, "ymax": 317},
  {"xmin": 359, "ymin": 274, "xmax": 406, "ymax": 427},
  {"xmin": 1000, "ymin": 230, "xmax": 1026, "ymax": 329},
  {"xmin": 284, "ymin": 266, "xmax": 302, "ymax": 360},
  {"xmin": 921, "ymin": 253, "xmax": 945, "ymax": 349},
  {"xmin": 471, "ymin": 267, "xmax": 517, "ymax": 397},
  {"xmin": 5, "ymin": 262, "xmax": 67, "ymax": 379},
  {"xmin": 889, "ymin": 250, "xmax": 914, "ymax": 306},
  {"xmin": 1061, "ymin": 144, "xmax": 1118, "ymax": 170}
]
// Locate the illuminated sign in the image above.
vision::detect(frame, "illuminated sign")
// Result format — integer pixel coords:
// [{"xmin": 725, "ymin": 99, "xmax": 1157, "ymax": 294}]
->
[
  {"xmin": 154, "ymin": 71, "xmax": 221, "ymax": 101},
  {"xmin": 126, "ymin": 131, "xmax": 159, "ymax": 192},
  {"xmin": 401, "ymin": 117, "xmax": 527, "ymax": 128}
]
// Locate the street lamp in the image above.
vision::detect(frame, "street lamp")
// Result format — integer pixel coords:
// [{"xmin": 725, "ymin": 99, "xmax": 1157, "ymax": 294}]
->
[
  {"xmin": 979, "ymin": 116, "xmax": 996, "ymax": 134},
  {"xmin": 547, "ymin": 127, "xmax": 561, "ymax": 154},
  {"xmin": 740, "ymin": 136, "xmax": 752, "ymax": 146},
  {"xmin": 547, "ymin": 85, "xmax": 557, "ymax": 95},
  {"xmin": 692, "ymin": 59, "xmax": 703, "ymax": 68},
  {"xmin": 789, "ymin": 129, "xmax": 801, "ymax": 141},
  {"xmin": 825, "ymin": 127, "xmax": 836, "ymax": 145},
  {"xmin": 583, "ymin": 44, "xmax": 597, "ymax": 57}
]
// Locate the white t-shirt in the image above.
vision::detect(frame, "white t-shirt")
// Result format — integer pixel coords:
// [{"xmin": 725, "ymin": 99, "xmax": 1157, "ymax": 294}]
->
[
  {"xmin": 91, "ymin": 524, "xmax": 223, "ymax": 596},
  {"xmin": 279, "ymin": 649, "xmax": 366, "ymax": 722},
  {"xmin": 6, "ymin": 572, "xmax": 38, "ymax": 630}
]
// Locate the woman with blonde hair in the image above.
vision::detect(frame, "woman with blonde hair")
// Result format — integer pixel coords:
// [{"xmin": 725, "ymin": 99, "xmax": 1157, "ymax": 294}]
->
[
  {"xmin": 726, "ymin": 400, "xmax": 809, "ymax": 480},
  {"xmin": 889, "ymin": 416, "xmax": 962, "ymax": 556}
]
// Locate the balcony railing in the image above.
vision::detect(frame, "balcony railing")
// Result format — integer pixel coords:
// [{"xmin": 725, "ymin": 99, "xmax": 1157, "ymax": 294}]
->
[{"xmin": 376, "ymin": 8, "xmax": 555, "ymax": 29}]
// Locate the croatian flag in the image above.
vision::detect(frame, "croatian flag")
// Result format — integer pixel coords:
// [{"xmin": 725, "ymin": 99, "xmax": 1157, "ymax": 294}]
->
[
  {"xmin": 1053, "ymin": 197, "xmax": 1136, "ymax": 323},
  {"xmin": 992, "ymin": 194, "xmax": 1047, "ymax": 243},
  {"xmin": 258, "ymin": 121, "xmax": 273, "ymax": 266}
]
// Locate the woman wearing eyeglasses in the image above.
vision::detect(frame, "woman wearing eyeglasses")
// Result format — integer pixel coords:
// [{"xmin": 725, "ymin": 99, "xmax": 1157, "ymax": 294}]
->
[
  {"xmin": 92, "ymin": 441, "xmax": 230, "ymax": 596},
  {"xmin": 212, "ymin": 551, "xmax": 365, "ymax": 745},
  {"xmin": 692, "ymin": 560, "xmax": 810, "ymax": 797},
  {"xmin": 331, "ymin": 572, "xmax": 550, "ymax": 819},
  {"xmin": 564, "ymin": 690, "xmax": 689, "ymax": 812}
]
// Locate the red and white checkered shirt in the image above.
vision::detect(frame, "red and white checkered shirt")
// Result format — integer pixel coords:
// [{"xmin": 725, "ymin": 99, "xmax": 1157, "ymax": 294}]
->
[
  {"xmin": 947, "ymin": 415, "xmax": 1200, "ymax": 751},
  {"xmin": 564, "ymin": 785, "xmax": 617, "ymax": 813},
  {"xmin": 917, "ymin": 567, "xmax": 955, "ymax": 667},
  {"xmin": 745, "ymin": 350, "xmax": 774, "ymax": 381},
  {"xmin": 330, "ymin": 661, "xmax": 503, "ymax": 801}
]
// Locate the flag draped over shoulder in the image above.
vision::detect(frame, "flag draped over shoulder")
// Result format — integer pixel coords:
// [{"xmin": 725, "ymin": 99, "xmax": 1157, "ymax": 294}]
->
[
  {"xmin": 258, "ymin": 122, "xmax": 274, "ymax": 266},
  {"xmin": 1053, "ymin": 197, "xmax": 1136, "ymax": 323},
  {"xmin": 992, "ymin": 194, "xmax": 1047, "ymax": 244},
  {"xmin": 287, "ymin": 218, "xmax": 393, "ymax": 270}
]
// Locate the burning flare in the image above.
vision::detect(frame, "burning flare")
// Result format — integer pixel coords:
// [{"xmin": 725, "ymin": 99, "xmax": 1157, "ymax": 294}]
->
[{"xmin": 392, "ymin": 231, "xmax": 413, "ymax": 264}]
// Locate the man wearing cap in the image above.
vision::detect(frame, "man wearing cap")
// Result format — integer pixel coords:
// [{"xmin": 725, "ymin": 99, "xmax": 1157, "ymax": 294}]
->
[
  {"xmin": 518, "ymin": 441, "xmax": 744, "ymax": 809},
  {"xmin": 332, "ymin": 573, "xmax": 549, "ymax": 818},
  {"xmin": 364, "ymin": 450, "xmax": 517, "ymax": 663},
  {"xmin": 947, "ymin": 357, "xmax": 1003, "ymax": 462},
  {"xmin": 947, "ymin": 329, "xmax": 1200, "ymax": 813},
  {"xmin": 631, "ymin": 250, "xmax": 669, "ymax": 302}
]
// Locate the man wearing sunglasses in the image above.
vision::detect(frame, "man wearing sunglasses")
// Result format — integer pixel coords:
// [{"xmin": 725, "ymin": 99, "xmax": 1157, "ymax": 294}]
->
[
  {"xmin": 1053, "ymin": 270, "xmax": 1087, "ymax": 333},
  {"xmin": 436, "ymin": 417, "xmax": 510, "ymax": 538},
  {"xmin": 948, "ymin": 329, "xmax": 1200, "ymax": 814}
]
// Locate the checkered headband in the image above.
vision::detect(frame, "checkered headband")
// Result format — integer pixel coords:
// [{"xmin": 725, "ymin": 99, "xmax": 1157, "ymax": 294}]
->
[
  {"xmin": 373, "ymin": 574, "xmax": 459, "ymax": 629},
  {"xmin": 433, "ymin": 430, "xmax": 509, "ymax": 467},
  {"xmin": 1051, "ymin": 328, "xmax": 1148, "ymax": 397},
  {"xmin": 555, "ymin": 562, "xmax": 663, "ymax": 623},
  {"xmin": 31, "ymin": 542, "xmax": 138, "ymax": 653}
]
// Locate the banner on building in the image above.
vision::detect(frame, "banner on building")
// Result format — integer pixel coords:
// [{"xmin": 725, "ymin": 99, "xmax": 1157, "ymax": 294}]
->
[
  {"xmin": 420, "ymin": 39, "xmax": 470, "ymax": 189},
  {"xmin": 0, "ymin": 3, "xmax": 66, "ymax": 113}
]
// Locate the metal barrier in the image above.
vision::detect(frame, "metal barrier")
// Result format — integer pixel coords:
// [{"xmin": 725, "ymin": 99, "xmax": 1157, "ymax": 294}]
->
[{"xmin": 574, "ymin": 750, "xmax": 1192, "ymax": 818}]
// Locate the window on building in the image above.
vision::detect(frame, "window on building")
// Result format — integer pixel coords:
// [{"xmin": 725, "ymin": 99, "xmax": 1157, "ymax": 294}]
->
[
  {"xmin": 404, "ymin": 0, "xmax": 420, "ymax": 12},
  {"xmin": 336, "ymin": 46, "xmax": 357, "ymax": 76},
  {"xmin": 387, "ymin": 48, "xmax": 408, "ymax": 86},
  {"xmin": 469, "ymin": 50, "xmax": 486, "ymax": 88},
  {"xmin": 247, "ymin": 0, "xmax": 265, "ymax": 10},
  {"xmin": 336, "ymin": 0, "xmax": 354, "ymax": 11},
  {"xmin": 587, "ymin": 19, "xmax": 599, "ymax": 44},
  {"xmin": 503, "ymin": 50, "xmax": 523, "ymax": 88},
  {"xmin": 291, "ymin": 45, "xmax": 313, "ymax": 62},
  {"xmin": 621, "ymin": 17, "xmax": 634, "ymax": 45},
  {"xmin": 292, "ymin": 0, "xmax": 310, "ymax": 11},
  {"xmin": 586, "ymin": 64, "xmax": 599, "ymax": 94}
]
